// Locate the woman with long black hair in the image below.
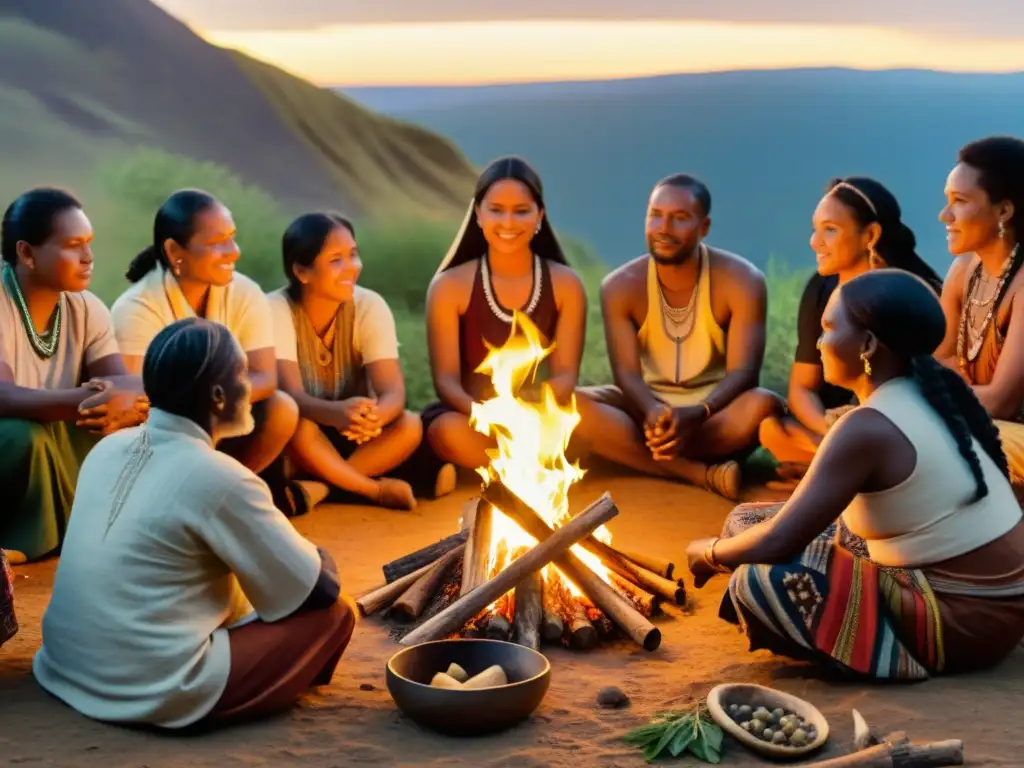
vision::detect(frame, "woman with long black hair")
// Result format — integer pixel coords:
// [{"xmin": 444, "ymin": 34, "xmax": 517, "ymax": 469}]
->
[
  {"xmin": 759, "ymin": 177, "xmax": 943, "ymax": 486},
  {"xmin": 111, "ymin": 189, "xmax": 300, "ymax": 512},
  {"xmin": 936, "ymin": 135, "xmax": 1024, "ymax": 497},
  {"xmin": 422, "ymin": 156, "xmax": 587, "ymax": 470}
]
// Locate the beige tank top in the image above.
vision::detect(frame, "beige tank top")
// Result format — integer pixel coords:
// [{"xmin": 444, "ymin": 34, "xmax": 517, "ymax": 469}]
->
[
  {"xmin": 637, "ymin": 244, "xmax": 727, "ymax": 407},
  {"xmin": 841, "ymin": 377, "xmax": 1022, "ymax": 567}
]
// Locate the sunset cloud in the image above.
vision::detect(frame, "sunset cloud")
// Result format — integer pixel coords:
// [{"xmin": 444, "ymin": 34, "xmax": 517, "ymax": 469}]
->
[
  {"xmin": 201, "ymin": 20, "xmax": 1024, "ymax": 86},
  {"xmin": 154, "ymin": 0, "xmax": 1024, "ymax": 36}
]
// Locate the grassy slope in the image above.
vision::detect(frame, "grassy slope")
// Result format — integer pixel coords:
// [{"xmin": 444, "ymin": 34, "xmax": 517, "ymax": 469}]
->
[
  {"xmin": 0, "ymin": 4, "xmax": 476, "ymax": 219},
  {"xmin": 230, "ymin": 53, "xmax": 474, "ymax": 220}
]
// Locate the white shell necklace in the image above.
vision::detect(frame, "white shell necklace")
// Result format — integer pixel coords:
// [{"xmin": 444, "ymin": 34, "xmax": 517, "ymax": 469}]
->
[{"xmin": 480, "ymin": 253, "xmax": 543, "ymax": 324}]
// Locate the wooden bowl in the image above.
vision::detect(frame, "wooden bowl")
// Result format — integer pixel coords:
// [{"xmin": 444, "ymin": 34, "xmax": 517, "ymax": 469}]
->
[
  {"xmin": 386, "ymin": 638, "xmax": 551, "ymax": 736},
  {"xmin": 706, "ymin": 683, "xmax": 829, "ymax": 759}
]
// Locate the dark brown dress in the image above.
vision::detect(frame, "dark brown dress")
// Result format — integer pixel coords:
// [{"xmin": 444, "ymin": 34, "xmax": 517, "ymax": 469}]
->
[{"xmin": 421, "ymin": 255, "xmax": 559, "ymax": 429}]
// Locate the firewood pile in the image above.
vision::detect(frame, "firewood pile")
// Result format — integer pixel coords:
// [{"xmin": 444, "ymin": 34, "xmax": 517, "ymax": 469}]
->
[{"xmin": 357, "ymin": 482, "xmax": 685, "ymax": 653}]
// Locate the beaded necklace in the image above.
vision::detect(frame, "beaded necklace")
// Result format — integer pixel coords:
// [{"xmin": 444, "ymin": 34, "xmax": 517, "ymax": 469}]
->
[
  {"xmin": 957, "ymin": 243, "xmax": 1018, "ymax": 373},
  {"xmin": 480, "ymin": 253, "xmax": 542, "ymax": 324},
  {"xmin": 1, "ymin": 262, "xmax": 62, "ymax": 359}
]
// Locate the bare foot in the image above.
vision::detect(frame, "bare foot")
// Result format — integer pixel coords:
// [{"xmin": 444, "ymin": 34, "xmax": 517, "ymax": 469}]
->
[
  {"xmin": 296, "ymin": 480, "xmax": 330, "ymax": 509},
  {"xmin": 433, "ymin": 463, "xmax": 457, "ymax": 499},
  {"xmin": 377, "ymin": 478, "xmax": 417, "ymax": 510},
  {"xmin": 704, "ymin": 461, "xmax": 742, "ymax": 501},
  {"xmin": 2, "ymin": 549, "xmax": 26, "ymax": 566}
]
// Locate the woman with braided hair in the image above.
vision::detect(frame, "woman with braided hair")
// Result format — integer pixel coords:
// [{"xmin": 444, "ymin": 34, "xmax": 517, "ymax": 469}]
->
[
  {"xmin": 759, "ymin": 177, "xmax": 942, "ymax": 488},
  {"xmin": 686, "ymin": 270, "xmax": 1024, "ymax": 680},
  {"xmin": 936, "ymin": 135, "xmax": 1024, "ymax": 498}
]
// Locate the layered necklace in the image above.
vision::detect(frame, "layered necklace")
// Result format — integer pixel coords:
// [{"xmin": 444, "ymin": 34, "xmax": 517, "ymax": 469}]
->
[
  {"xmin": 2, "ymin": 262, "xmax": 62, "ymax": 359},
  {"xmin": 657, "ymin": 257, "xmax": 700, "ymax": 343},
  {"xmin": 957, "ymin": 242, "xmax": 1019, "ymax": 372},
  {"xmin": 480, "ymin": 253, "xmax": 542, "ymax": 324}
]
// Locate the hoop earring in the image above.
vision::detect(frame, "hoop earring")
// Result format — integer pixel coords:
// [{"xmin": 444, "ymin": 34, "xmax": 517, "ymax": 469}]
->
[
  {"xmin": 860, "ymin": 352, "xmax": 872, "ymax": 378},
  {"xmin": 867, "ymin": 245, "xmax": 881, "ymax": 269},
  {"xmin": 998, "ymin": 220, "xmax": 1007, "ymax": 240}
]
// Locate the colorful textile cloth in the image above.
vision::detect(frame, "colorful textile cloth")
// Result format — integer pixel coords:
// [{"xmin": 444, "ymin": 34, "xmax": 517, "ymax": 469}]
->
[
  {"xmin": 1, "ymin": 549, "xmax": 16, "ymax": 646},
  {"xmin": 718, "ymin": 502, "xmax": 1024, "ymax": 680}
]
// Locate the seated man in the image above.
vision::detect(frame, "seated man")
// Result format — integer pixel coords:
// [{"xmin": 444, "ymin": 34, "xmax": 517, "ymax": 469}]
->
[{"xmin": 577, "ymin": 174, "xmax": 780, "ymax": 500}]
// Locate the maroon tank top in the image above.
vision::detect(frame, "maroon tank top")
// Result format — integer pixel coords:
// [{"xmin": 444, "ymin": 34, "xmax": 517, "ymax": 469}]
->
[{"xmin": 459, "ymin": 255, "xmax": 559, "ymax": 400}]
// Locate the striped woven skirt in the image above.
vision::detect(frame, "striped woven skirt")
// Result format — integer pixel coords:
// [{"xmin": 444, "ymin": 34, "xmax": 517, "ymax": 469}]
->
[{"xmin": 719, "ymin": 503, "xmax": 950, "ymax": 680}]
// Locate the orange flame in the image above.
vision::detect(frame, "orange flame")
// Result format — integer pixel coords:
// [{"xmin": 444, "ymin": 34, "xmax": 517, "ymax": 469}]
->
[{"xmin": 470, "ymin": 311, "xmax": 613, "ymax": 600}]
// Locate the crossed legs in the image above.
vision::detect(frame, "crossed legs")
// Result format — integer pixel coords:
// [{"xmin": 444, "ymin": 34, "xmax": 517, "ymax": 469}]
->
[{"xmin": 573, "ymin": 385, "xmax": 782, "ymax": 499}]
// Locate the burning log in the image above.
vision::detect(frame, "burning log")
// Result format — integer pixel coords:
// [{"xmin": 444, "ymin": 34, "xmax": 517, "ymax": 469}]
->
[
  {"xmin": 387, "ymin": 544, "xmax": 465, "ymax": 621},
  {"xmin": 513, "ymin": 569, "xmax": 543, "ymax": 650},
  {"xmin": 485, "ymin": 613, "xmax": 513, "ymax": 641},
  {"xmin": 586, "ymin": 604, "xmax": 615, "ymax": 639},
  {"xmin": 357, "ymin": 560, "xmax": 438, "ymax": 616},
  {"xmin": 619, "ymin": 550, "xmax": 675, "ymax": 581},
  {"xmin": 481, "ymin": 486, "xmax": 661, "ymax": 651},
  {"xmin": 541, "ymin": 577, "xmax": 566, "ymax": 643},
  {"xmin": 461, "ymin": 497, "xmax": 493, "ymax": 594},
  {"xmin": 484, "ymin": 594, "xmax": 514, "ymax": 640},
  {"xmin": 568, "ymin": 603, "xmax": 598, "ymax": 650},
  {"xmin": 383, "ymin": 530, "xmax": 469, "ymax": 583},
  {"xmin": 399, "ymin": 493, "xmax": 619, "ymax": 646},
  {"xmin": 609, "ymin": 573, "xmax": 659, "ymax": 617},
  {"xmin": 483, "ymin": 482, "xmax": 684, "ymax": 605}
]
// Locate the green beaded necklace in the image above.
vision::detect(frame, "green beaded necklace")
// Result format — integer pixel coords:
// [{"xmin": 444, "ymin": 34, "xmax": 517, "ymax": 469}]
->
[{"xmin": 2, "ymin": 262, "xmax": 62, "ymax": 359}]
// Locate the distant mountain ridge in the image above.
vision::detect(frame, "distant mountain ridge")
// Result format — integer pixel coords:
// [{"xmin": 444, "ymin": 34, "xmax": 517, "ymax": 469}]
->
[{"xmin": 342, "ymin": 68, "xmax": 1024, "ymax": 269}]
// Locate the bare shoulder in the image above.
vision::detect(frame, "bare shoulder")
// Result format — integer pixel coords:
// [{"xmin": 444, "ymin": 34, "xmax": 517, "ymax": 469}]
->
[
  {"xmin": 707, "ymin": 246, "xmax": 766, "ymax": 290},
  {"xmin": 427, "ymin": 260, "xmax": 476, "ymax": 312},
  {"xmin": 600, "ymin": 255, "xmax": 647, "ymax": 298},
  {"xmin": 824, "ymin": 405, "xmax": 901, "ymax": 454}
]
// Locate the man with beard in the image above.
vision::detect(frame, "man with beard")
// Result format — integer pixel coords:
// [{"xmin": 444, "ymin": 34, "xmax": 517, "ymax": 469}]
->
[{"xmin": 576, "ymin": 174, "xmax": 780, "ymax": 500}]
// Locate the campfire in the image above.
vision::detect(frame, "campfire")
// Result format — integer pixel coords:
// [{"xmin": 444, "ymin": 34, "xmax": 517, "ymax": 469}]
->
[{"xmin": 357, "ymin": 313, "xmax": 685, "ymax": 653}]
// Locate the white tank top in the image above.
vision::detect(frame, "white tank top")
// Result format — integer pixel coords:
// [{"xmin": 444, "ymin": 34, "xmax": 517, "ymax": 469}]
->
[{"xmin": 841, "ymin": 377, "xmax": 1022, "ymax": 567}]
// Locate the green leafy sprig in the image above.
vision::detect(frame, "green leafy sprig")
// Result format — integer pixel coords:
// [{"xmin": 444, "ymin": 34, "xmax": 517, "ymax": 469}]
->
[{"xmin": 623, "ymin": 702, "xmax": 724, "ymax": 763}]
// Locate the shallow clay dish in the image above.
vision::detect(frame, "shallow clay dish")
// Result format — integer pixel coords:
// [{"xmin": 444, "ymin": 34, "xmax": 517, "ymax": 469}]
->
[
  {"xmin": 706, "ymin": 683, "xmax": 829, "ymax": 759},
  {"xmin": 386, "ymin": 638, "xmax": 551, "ymax": 736}
]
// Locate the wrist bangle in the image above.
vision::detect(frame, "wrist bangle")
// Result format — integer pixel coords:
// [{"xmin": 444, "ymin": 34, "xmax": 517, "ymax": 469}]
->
[
  {"xmin": 704, "ymin": 538, "xmax": 730, "ymax": 573},
  {"xmin": 701, "ymin": 401, "xmax": 713, "ymax": 420}
]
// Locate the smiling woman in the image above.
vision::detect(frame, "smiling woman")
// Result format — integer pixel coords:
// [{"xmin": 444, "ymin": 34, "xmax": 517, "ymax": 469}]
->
[
  {"xmin": 110, "ymin": 189, "xmax": 301, "ymax": 514},
  {"xmin": 422, "ymin": 156, "xmax": 587, "ymax": 471},
  {"xmin": 757, "ymin": 177, "xmax": 942, "ymax": 485},
  {"xmin": 266, "ymin": 212, "xmax": 446, "ymax": 510}
]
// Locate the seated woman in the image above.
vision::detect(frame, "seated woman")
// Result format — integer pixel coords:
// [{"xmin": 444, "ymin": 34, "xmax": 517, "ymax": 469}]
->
[
  {"xmin": 686, "ymin": 270, "xmax": 1024, "ymax": 680},
  {"xmin": 33, "ymin": 318, "xmax": 355, "ymax": 729},
  {"xmin": 110, "ymin": 189, "xmax": 300, "ymax": 511},
  {"xmin": 935, "ymin": 136, "xmax": 1024, "ymax": 496},
  {"xmin": 0, "ymin": 188, "xmax": 145, "ymax": 562},
  {"xmin": 267, "ymin": 212, "xmax": 454, "ymax": 511},
  {"xmin": 759, "ymin": 177, "xmax": 942, "ymax": 486},
  {"xmin": 423, "ymin": 156, "xmax": 587, "ymax": 470}
]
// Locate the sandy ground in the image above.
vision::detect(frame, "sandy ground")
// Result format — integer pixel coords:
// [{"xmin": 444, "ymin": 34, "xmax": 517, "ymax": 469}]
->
[{"xmin": 1, "ymin": 470, "xmax": 1019, "ymax": 767}]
